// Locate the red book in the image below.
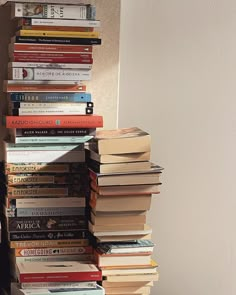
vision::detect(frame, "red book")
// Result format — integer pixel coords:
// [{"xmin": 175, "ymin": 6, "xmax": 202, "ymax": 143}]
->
[
  {"xmin": 4, "ymin": 115, "xmax": 103, "ymax": 129},
  {"xmin": 12, "ymin": 52, "xmax": 92, "ymax": 58},
  {"xmin": 16, "ymin": 261, "xmax": 102, "ymax": 283},
  {"xmin": 12, "ymin": 57, "xmax": 93, "ymax": 64}
]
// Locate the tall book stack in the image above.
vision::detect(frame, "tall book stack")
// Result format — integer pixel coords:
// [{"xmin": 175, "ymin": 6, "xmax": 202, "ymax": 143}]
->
[
  {"xmin": 0, "ymin": 2, "xmax": 104, "ymax": 295},
  {"xmin": 86, "ymin": 127, "xmax": 163, "ymax": 295}
]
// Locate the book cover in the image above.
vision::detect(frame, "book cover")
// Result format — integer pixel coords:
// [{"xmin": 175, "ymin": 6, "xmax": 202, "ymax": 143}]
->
[
  {"xmin": 13, "ymin": 3, "xmax": 96, "ymax": 20},
  {"xmin": 8, "ymin": 92, "xmax": 92, "ymax": 102},
  {"xmin": 20, "ymin": 18, "xmax": 101, "ymax": 28},
  {"xmin": 17, "ymin": 30, "xmax": 99, "ymax": 39},
  {"xmin": 4, "ymin": 115, "xmax": 103, "ymax": 128},
  {"xmin": 14, "ymin": 36, "xmax": 102, "ymax": 46},
  {"xmin": 16, "ymin": 261, "xmax": 102, "ymax": 282},
  {"xmin": 9, "ymin": 68, "xmax": 92, "ymax": 81}
]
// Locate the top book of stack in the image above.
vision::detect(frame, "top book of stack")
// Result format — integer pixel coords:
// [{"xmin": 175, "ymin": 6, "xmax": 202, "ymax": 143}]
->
[{"xmin": 12, "ymin": 3, "xmax": 96, "ymax": 20}]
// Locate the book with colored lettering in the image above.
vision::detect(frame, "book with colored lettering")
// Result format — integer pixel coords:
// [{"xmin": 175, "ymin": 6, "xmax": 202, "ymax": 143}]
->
[
  {"xmin": 12, "ymin": 3, "xmax": 96, "ymax": 20},
  {"xmin": 8, "ymin": 92, "xmax": 92, "ymax": 102},
  {"xmin": 89, "ymin": 191, "xmax": 152, "ymax": 211},
  {"xmin": 13, "ymin": 36, "xmax": 102, "ymax": 46},
  {"xmin": 16, "ymin": 261, "xmax": 102, "ymax": 282},
  {"xmin": 91, "ymin": 210, "xmax": 147, "ymax": 225},
  {"xmin": 9, "ymin": 68, "xmax": 92, "ymax": 81},
  {"xmin": 10, "ymin": 239, "xmax": 90, "ymax": 249},
  {"xmin": 19, "ymin": 18, "xmax": 101, "ymax": 28},
  {"xmin": 87, "ymin": 158, "xmax": 151, "ymax": 173},
  {"xmin": 97, "ymin": 240, "xmax": 154, "ymax": 254},
  {"xmin": 16, "ymin": 30, "xmax": 99, "ymax": 39},
  {"xmin": 11, "ymin": 283, "xmax": 104, "ymax": 295},
  {"xmin": 88, "ymin": 149, "xmax": 151, "ymax": 164},
  {"xmin": 89, "ymin": 164, "xmax": 162, "ymax": 186},
  {"xmin": 4, "ymin": 80, "xmax": 86, "ymax": 93},
  {"xmin": 9, "ymin": 43, "xmax": 93, "ymax": 53},
  {"xmin": 9, "ymin": 62, "xmax": 92, "ymax": 70},
  {"xmin": 88, "ymin": 127, "xmax": 151, "ymax": 155},
  {"xmin": 3, "ymin": 115, "xmax": 103, "ymax": 128}
]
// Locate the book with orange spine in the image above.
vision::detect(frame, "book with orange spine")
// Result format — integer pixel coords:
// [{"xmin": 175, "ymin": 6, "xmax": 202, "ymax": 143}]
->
[
  {"xmin": 20, "ymin": 26, "xmax": 94, "ymax": 32},
  {"xmin": 4, "ymin": 115, "xmax": 103, "ymax": 128}
]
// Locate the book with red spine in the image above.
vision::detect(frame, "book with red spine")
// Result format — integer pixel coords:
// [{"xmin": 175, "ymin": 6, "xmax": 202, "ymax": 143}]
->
[
  {"xmin": 12, "ymin": 52, "xmax": 92, "ymax": 58},
  {"xmin": 11, "ymin": 56, "xmax": 93, "ymax": 64},
  {"xmin": 16, "ymin": 261, "xmax": 102, "ymax": 282},
  {"xmin": 10, "ymin": 43, "xmax": 93, "ymax": 53},
  {"xmin": 4, "ymin": 115, "xmax": 103, "ymax": 128}
]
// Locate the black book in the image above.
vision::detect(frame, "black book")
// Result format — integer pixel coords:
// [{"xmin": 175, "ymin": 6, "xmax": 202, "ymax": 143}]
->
[{"xmin": 14, "ymin": 36, "xmax": 102, "ymax": 45}]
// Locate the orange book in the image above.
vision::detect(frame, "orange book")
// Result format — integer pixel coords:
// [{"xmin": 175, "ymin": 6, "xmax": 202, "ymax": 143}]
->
[
  {"xmin": 10, "ymin": 239, "xmax": 90, "ymax": 249},
  {"xmin": 9, "ymin": 43, "xmax": 92, "ymax": 53},
  {"xmin": 4, "ymin": 115, "xmax": 103, "ymax": 129},
  {"xmin": 21, "ymin": 26, "xmax": 94, "ymax": 32}
]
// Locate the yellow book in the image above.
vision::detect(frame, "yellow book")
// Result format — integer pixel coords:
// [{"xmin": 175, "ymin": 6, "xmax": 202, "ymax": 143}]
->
[{"xmin": 17, "ymin": 30, "xmax": 99, "ymax": 38}]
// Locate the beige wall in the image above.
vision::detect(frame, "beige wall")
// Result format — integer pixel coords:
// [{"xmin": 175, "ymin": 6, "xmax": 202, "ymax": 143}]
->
[{"xmin": 119, "ymin": 1, "xmax": 236, "ymax": 294}]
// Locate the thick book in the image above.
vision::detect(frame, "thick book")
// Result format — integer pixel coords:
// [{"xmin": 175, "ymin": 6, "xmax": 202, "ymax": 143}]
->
[
  {"xmin": 19, "ymin": 18, "xmax": 100, "ymax": 28},
  {"xmin": 9, "ymin": 43, "xmax": 93, "ymax": 53},
  {"xmin": 89, "ymin": 191, "xmax": 152, "ymax": 211},
  {"xmin": 4, "ymin": 115, "xmax": 103, "ymax": 128},
  {"xmin": 7, "ymin": 216, "xmax": 86, "ymax": 232},
  {"xmin": 11, "ymin": 127, "xmax": 95, "ymax": 137},
  {"xmin": 14, "ymin": 36, "xmax": 102, "ymax": 46},
  {"xmin": 9, "ymin": 62, "xmax": 92, "ymax": 70},
  {"xmin": 17, "ymin": 30, "xmax": 99, "ymax": 39},
  {"xmin": 97, "ymin": 240, "xmax": 154, "ymax": 254},
  {"xmin": 8, "ymin": 92, "xmax": 92, "ymax": 102},
  {"xmin": 10, "ymin": 239, "xmax": 90, "ymax": 249},
  {"xmin": 88, "ymin": 158, "xmax": 151, "ymax": 174},
  {"xmin": 88, "ymin": 127, "xmax": 151, "ymax": 155},
  {"xmin": 11, "ymin": 283, "xmax": 104, "ymax": 295},
  {"xmin": 4, "ymin": 81, "xmax": 86, "ymax": 93},
  {"xmin": 88, "ymin": 149, "xmax": 151, "ymax": 164},
  {"xmin": 89, "ymin": 165, "xmax": 162, "ymax": 186},
  {"xmin": 9, "ymin": 68, "xmax": 92, "ymax": 81},
  {"xmin": 12, "ymin": 3, "xmax": 96, "ymax": 20},
  {"xmin": 4, "ymin": 163, "xmax": 86, "ymax": 174},
  {"xmin": 16, "ymin": 261, "xmax": 102, "ymax": 282}
]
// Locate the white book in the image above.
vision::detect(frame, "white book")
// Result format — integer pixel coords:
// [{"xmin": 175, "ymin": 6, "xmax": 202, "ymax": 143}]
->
[
  {"xmin": 13, "ymin": 197, "xmax": 85, "ymax": 208},
  {"xmin": 21, "ymin": 18, "xmax": 100, "ymax": 28},
  {"xmin": 10, "ymin": 102, "xmax": 92, "ymax": 108},
  {"xmin": 20, "ymin": 281, "xmax": 96, "ymax": 290},
  {"xmin": 9, "ymin": 68, "xmax": 91, "ymax": 81},
  {"xmin": 12, "ymin": 107, "xmax": 92, "ymax": 115},
  {"xmin": 16, "ymin": 254, "xmax": 93, "ymax": 263},
  {"xmin": 4, "ymin": 150, "xmax": 85, "ymax": 163},
  {"xmin": 6, "ymin": 80, "xmax": 80, "ymax": 85},
  {"xmin": 9, "ymin": 62, "xmax": 92, "ymax": 69}
]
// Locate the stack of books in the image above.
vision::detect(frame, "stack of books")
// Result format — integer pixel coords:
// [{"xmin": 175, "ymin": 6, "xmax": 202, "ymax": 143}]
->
[
  {"xmin": 86, "ymin": 127, "xmax": 163, "ymax": 295},
  {"xmin": 0, "ymin": 2, "xmax": 104, "ymax": 295}
]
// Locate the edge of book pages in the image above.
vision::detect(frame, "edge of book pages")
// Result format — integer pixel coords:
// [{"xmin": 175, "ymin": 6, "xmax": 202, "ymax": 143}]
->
[{"xmin": 0, "ymin": 1, "xmax": 86, "ymax": 6}]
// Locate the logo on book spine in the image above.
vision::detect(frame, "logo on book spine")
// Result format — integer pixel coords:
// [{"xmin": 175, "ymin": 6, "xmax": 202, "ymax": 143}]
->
[{"xmin": 55, "ymin": 120, "xmax": 61, "ymax": 125}]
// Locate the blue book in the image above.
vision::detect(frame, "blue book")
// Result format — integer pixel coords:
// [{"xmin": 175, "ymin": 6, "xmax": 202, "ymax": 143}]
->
[{"xmin": 9, "ymin": 92, "xmax": 92, "ymax": 102}]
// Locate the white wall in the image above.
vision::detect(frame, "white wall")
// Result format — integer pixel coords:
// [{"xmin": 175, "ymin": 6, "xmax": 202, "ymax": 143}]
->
[{"xmin": 119, "ymin": 1, "xmax": 236, "ymax": 294}]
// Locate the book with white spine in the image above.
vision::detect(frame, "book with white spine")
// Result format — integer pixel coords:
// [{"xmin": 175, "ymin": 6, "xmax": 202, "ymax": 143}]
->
[
  {"xmin": 19, "ymin": 18, "xmax": 100, "ymax": 27},
  {"xmin": 9, "ymin": 62, "xmax": 92, "ymax": 69}
]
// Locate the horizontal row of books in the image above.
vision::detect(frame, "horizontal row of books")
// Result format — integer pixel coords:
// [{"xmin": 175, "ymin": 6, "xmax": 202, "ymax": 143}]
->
[{"xmin": 0, "ymin": 2, "xmax": 163, "ymax": 295}]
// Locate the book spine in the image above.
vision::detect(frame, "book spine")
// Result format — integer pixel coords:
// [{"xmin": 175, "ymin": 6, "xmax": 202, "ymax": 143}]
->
[
  {"xmin": 5, "ymin": 143, "xmax": 84, "ymax": 151},
  {"xmin": 11, "ymin": 43, "xmax": 93, "ymax": 53},
  {"xmin": 14, "ymin": 36, "xmax": 102, "ymax": 45},
  {"xmin": 10, "ymin": 239, "xmax": 90, "ymax": 248},
  {"xmin": 12, "ymin": 52, "xmax": 92, "ymax": 58},
  {"xmin": 9, "ymin": 68, "xmax": 92, "ymax": 81},
  {"xmin": 21, "ymin": 18, "xmax": 100, "ymax": 27},
  {"xmin": 15, "ymin": 246, "xmax": 93, "ymax": 257},
  {"xmin": 13, "ymin": 3, "xmax": 96, "ymax": 20},
  {"xmin": 7, "ymin": 185, "xmax": 84, "ymax": 197},
  {"xmin": 12, "ymin": 56, "xmax": 93, "ymax": 64},
  {"xmin": 13, "ymin": 136, "xmax": 93, "ymax": 144},
  {"xmin": 21, "ymin": 26, "xmax": 94, "ymax": 32},
  {"xmin": 9, "ymin": 62, "xmax": 92, "ymax": 69},
  {"xmin": 5, "ymin": 84, "xmax": 86, "ymax": 93},
  {"xmin": 7, "ymin": 197, "xmax": 86, "ymax": 209},
  {"xmin": 7, "ymin": 173, "xmax": 86, "ymax": 185},
  {"xmin": 8, "ymin": 92, "xmax": 92, "ymax": 102},
  {"xmin": 4, "ymin": 163, "xmax": 86, "ymax": 174},
  {"xmin": 5, "ymin": 150, "xmax": 85, "ymax": 163},
  {"xmin": 18, "ymin": 30, "xmax": 99, "ymax": 38},
  {"xmin": 8, "ymin": 216, "xmax": 86, "ymax": 232},
  {"xmin": 11, "ymin": 107, "xmax": 93, "ymax": 115},
  {"xmin": 4, "ymin": 115, "xmax": 103, "ymax": 128},
  {"xmin": 16, "ymin": 254, "xmax": 93, "ymax": 263},
  {"xmin": 18, "ymin": 271, "xmax": 102, "ymax": 283},
  {"xmin": 6, "ymin": 207, "xmax": 85, "ymax": 218},
  {"xmin": 21, "ymin": 281, "xmax": 97, "ymax": 289},
  {"xmin": 9, "ymin": 230, "xmax": 89, "ymax": 241}
]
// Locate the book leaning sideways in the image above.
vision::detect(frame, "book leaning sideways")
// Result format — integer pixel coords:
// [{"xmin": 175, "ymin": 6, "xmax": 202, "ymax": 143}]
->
[{"xmin": 12, "ymin": 3, "xmax": 96, "ymax": 20}]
